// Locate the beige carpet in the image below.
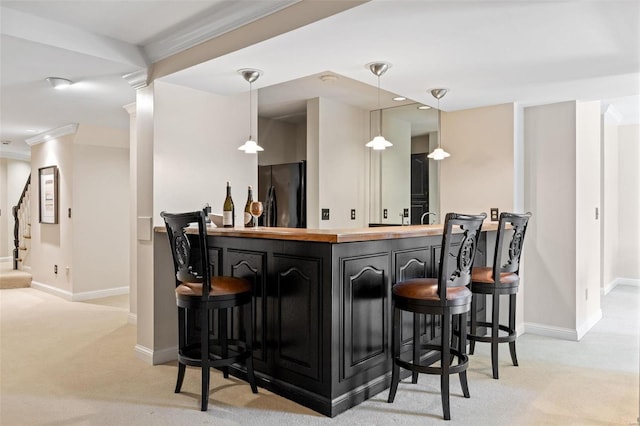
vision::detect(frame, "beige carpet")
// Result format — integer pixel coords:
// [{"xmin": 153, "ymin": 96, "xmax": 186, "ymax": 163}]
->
[
  {"xmin": 0, "ymin": 285, "xmax": 638, "ymax": 425},
  {"xmin": 0, "ymin": 261, "xmax": 31, "ymax": 289}
]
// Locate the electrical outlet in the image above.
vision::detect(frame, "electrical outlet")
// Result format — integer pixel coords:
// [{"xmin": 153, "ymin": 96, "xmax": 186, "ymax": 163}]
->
[
  {"xmin": 490, "ymin": 208, "xmax": 499, "ymax": 221},
  {"xmin": 54, "ymin": 264, "xmax": 58, "ymax": 274},
  {"xmin": 403, "ymin": 208, "xmax": 409, "ymax": 218},
  {"xmin": 351, "ymin": 209, "xmax": 356, "ymax": 220},
  {"xmin": 321, "ymin": 208, "xmax": 330, "ymax": 220},
  {"xmin": 383, "ymin": 209, "xmax": 388, "ymax": 219}
]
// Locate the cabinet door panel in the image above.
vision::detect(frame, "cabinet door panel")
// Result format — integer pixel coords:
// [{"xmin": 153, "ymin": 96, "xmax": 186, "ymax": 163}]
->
[
  {"xmin": 273, "ymin": 254, "xmax": 321, "ymax": 381},
  {"xmin": 227, "ymin": 249, "xmax": 267, "ymax": 362},
  {"xmin": 394, "ymin": 248, "xmax": 432, "ymax": 345},
  {"xmin": 341, "ymin": 254, "xmax": 389, "ymax": 381}
]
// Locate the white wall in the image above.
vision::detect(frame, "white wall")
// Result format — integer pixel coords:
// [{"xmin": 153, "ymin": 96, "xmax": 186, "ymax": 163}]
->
[
  {"xmin": 602, "ymin": 120, "xmax": 619, "ymax": 289},
  {"xmin": 440, "ymin": 103, "xmax": 515, "ymax": 217},
  {"xmin": 523, "ymin": 101, "xmax": 604, "ymax": 339},
  {"xmin": 30, "ymin": 135, "xmax": 75, "ymax": 294},
  {"xmin": 575, "ymin": 101, "xmax": 602, "ymax": 335},
  {"xmin": 0, "ymin": 158, "xmax": 31, "ymax": 259},
  {"xmin": 314, "ymin": 97, "xmax": 369, "ymax": 228},
  {"xmin": 153, "ymin": 81, "xmax": 257, "ymax": 225},
  {"xmin": 616, "ymin": 124, "xmax": 640, "ymax": 279},
  {"xmin": 72, "ymin": 125, "xmax": 129, "ymax": 296}
]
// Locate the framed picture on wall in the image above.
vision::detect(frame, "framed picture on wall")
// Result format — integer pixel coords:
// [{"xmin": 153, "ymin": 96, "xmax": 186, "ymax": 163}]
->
[{"xmin": 39, "ymin": 165, "xmax": 59, "ymax": 224}]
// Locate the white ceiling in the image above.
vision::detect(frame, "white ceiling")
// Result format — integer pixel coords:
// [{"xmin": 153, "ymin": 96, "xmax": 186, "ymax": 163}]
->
[{"xmin": 1, "ymin": 0, "xmax": 638, "ymax": 158}]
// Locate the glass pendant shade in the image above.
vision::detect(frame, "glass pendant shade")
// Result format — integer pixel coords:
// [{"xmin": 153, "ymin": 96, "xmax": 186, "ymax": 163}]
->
[
  {"xmin": 238, "ymin": 139, "xmax": 263, "ymax": 153},
  {"xmin": 427, "ymin": 147, "xmax": 450, "ymax": 160},
  {"xmin": 366, "ymin": 135, "xmax": 393, "ymax": 150},
  {"xmin": 238, "ymin": 68, "xmax": 264, "ymax": 154}
]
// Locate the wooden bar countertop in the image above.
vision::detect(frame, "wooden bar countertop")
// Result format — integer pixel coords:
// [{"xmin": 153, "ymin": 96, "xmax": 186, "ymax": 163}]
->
[{"xmin": 155, "ymin": 222, "xmax": 499, "ymax": 244}]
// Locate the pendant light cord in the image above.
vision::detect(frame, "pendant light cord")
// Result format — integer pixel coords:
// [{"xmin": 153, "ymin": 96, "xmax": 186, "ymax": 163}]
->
[{"xmin": 248, "ymin": 81, "xmax": 253, "ymax": 140}]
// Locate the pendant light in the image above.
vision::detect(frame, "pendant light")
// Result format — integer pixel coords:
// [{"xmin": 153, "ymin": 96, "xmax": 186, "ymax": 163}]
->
[
  {"xmin": 366, "ymin": 62, "xmax": 393, "ymax": 150},
  {"xmin": 427, "ymin": 88, "xmax": 451, "ymax": 160},
  {"xmin": 237, "ymin": 68, "xmax": 264, "ymax": 154}
]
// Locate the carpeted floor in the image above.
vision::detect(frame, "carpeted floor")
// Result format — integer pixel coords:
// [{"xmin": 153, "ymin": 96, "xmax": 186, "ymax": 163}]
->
[
  {"xmin": 0, "ymin": 285, "xmax": 638, "ymax": 425},
  {"xmin": 0, "ymin": 261, "xmax": 31, "ymax": 289}
]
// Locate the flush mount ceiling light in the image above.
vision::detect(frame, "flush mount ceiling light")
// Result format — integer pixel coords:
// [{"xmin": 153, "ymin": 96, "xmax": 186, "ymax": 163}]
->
[
  {"xmin": 237, "ymin": 69, "xmax": 264, "ymax": 154},
  {"xmin": 427, "ymin": 88, "xmax": 451, "ymax": 160},
  {"xmin": 417, "ymin": 105, "xmax": 431, "ymax": 110},
  {"xmin": 365, "ymin": 61, "xmax": 393, "ymax": 150},
  {"xmin": 46, "ymin": 77, "xmax": 72, "ymax": 90},
  {"xmin": 393, "ymin": 96, "xmax": 407, "ymax": 101}
]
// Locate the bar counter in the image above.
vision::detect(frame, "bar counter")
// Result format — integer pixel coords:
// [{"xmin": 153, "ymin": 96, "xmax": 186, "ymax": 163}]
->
[{"xmin": 154, "ymin": 223, "xmax": 494, "ymax": 416}]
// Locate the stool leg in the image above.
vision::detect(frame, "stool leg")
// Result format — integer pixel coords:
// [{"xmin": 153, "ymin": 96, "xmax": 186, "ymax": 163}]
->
[
  {"xmin": 441, "ymin": 312, "xmax": 451, "ymax": 421},
  {"xmin": 458, "ymin": 312, "xmax": 470, "ymax": 398},
  {"xmin": 508, "ymin": 293, "xmax": 519, "ymax": 367},
  {"xmin": 491, "ymin": 293, "xmax": 500, "ymax": 379},
  {"xmin": 175, "ymin": 307, "xmax": 186, "ymax": 393},
  {"xmin": 469, "ymin": 294, "xmax": 476, "ymax": 355},
  {"xmin": 245, "ymin": 300, "xmax": 258, "ymax": 393},
  {"xmin": 387, "ymin": 305, "xmax": 400, "ymax": 404},
  {"xmin": 175, "ymin": 363, "xmax": 186, "ymax": 393},
  {"xmin": 412, "ymin": 313, "xmax": 420, "ymax": 384},
  {"xmin": 219, "ymin": 309, "xmax": 229, "ymax": 379},
  {"xmin": 201, "ymin": 309, "xmax": 210, "ymax": 411}
]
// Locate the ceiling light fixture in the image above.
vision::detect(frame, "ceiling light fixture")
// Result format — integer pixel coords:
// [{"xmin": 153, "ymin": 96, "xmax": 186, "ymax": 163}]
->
[
  {"xmin": 46, "ymin": 77, "xmax": 72, "ymax": 90},
  {"xmin": 393, "ymin": 96, "xmax": 407, "ymax": 101},
  {"xmin": 417, "ymin": 105, "xmax": 431, "ymax": 110},
  {"xmin": 365, "ymin": 62, "xmax": 393, "ymax": 150},
  {"xmin": 237, "ymin": 69, "xmax": 264, "ymax": 154},
  {"xmin": 427, "ymin": 88, "xmax": 451, "ymax": 160}
]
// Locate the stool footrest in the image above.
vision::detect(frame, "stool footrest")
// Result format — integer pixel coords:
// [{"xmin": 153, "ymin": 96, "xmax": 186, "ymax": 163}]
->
[
  {"xmin": 468, "ymin": 321, "xmax": 516, "ymax": 343},
  {"xmin": 394, "ymin": 343, "xmax": 469, "ymax": 376},
  {"xmin": 178, "ymin": 338, "xmax": 251, "ymax": 367}
]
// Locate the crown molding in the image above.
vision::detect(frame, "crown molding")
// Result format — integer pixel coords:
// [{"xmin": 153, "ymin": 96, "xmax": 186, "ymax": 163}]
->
[
  {"xmin": 0, "ymin": 150, "xmax": 31, "ymax": 161},
  {"xmin": 143, "ymin": 0, "xmax": 300, "ymax": 63},
  {"xmin": 25, "ymin": 123, "xmax": 78, "ymax": 146},
  {"xmin": 123, "ymin": 69, "xmax": 148, "ymax": 90}
]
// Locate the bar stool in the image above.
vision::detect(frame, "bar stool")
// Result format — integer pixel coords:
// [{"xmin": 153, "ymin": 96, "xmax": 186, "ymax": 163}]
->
[
  {"xmin": 388, "ymin": 212, "xmax": 486, "ymax": 420},
  {"xmin": 161, "ymin": 210, "xmax": 258, "ymax": 411},
  {"xmin": 468, "ymin": 212, "xmax": 531, "ymax": 379}
]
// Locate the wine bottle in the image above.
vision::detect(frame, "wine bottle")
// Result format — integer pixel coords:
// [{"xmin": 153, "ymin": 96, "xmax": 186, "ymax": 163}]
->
[
  {"xmin": 244, "ymin": 185, "xmax": 254, "ymax": 227},
  {"xmin": 223, "ymin": 181, "xmax": 234, "ymax": 228}
]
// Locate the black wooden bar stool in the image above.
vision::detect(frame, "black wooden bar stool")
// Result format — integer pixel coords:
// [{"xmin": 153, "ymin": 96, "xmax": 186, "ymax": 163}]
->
[
  {"xmin": 161, "ymin": 210, "xmax": 258, "ymax": 411},
  {"xmin": 468, "ymin": 212, "xmax": 531, "ymax": 379},
  {"xmin": 388, "ymin": 212, "xmax": 486, "ymax": 420}
]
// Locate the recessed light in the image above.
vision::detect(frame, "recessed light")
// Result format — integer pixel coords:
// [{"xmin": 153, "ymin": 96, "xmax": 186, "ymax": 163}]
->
[
  {"xmin": 393, "ymin": 96, "xmax": 407, "ymax": 101},
  {"xmin": 46, "ymin": 77, "xmax": 73, "ymax": 90},
  {"xmin": 319, "ymin": 74, "xmax": 338, "ymax": 83},
  {"xmin": 417, "ymin": 105, "xmax": 431, "ymax": 110}
]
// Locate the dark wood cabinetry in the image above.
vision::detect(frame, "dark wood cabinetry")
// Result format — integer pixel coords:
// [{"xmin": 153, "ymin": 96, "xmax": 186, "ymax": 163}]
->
[{"xmin": 198, "ymin": 231, "xmax": 487, "ymax": 417}]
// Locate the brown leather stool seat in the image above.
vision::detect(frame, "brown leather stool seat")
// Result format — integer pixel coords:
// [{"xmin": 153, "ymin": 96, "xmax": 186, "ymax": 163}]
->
[
  {"xmin": 468, "ymin": 212, "xmax": 531, "ymax": 380},
  {"xmin": 387, "ymin": 212, "xmax": 486, "ymax": 421},
  {"xmin": 162, "ymin": 210, "xmax": 258, "ymax": 411}
]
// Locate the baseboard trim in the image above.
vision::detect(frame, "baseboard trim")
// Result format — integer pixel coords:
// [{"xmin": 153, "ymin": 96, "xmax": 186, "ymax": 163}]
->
[
  {"xmin": 576, "ymin": 309, "xmax": 603, "ymax": 341},
  {"xmin": 30, "ymin": 281, "xmax": 129, "ymax": 302},
  {"xmin": 524, "ymin": 322, "xmax": 578, "ymax": 341},
  {"xmin": 71, "ymin": 286, "xmax": 129, "ymax": 302},
  {"xmin": 134, "ymin": 344, "xmax": 177, "ymax": 365},
  {"xmin": 603, "ymin": 277, "xmax": 640, "ymax": 295},
  {"xmin": 30, "ymin": 280, "xmax": 73, "ymax": 301}
]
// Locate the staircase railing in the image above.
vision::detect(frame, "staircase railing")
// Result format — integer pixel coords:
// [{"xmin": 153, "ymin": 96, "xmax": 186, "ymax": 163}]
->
[{"xmin": 13, "ymin": 175, "xmax": 31, "ymax": 270}]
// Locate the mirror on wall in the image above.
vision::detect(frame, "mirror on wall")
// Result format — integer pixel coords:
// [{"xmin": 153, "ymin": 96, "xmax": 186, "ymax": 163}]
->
[{"xmin": 369, "ymin": 103, "xmax": 441, "ymax": 226}]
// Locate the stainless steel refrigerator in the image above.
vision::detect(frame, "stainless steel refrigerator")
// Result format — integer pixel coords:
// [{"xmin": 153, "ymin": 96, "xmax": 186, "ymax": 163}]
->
[{"xmin": 257, "ymin": 161, "xmax": 306, "ymax": 228}]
